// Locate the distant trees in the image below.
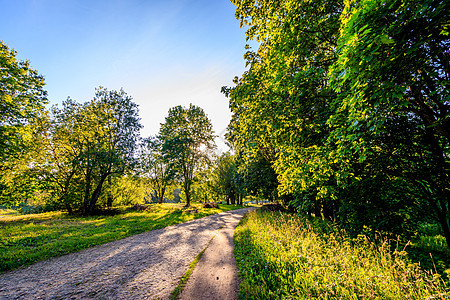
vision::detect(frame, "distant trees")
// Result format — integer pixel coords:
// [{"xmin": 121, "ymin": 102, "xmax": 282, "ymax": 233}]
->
[
  {"xmin": 226, "ymin": 0, "xmax": 449, "ymax": 242},
  {"xmin": 159, "ymin": 104, "xmax": 216, "ymax": 207},
  {"xmin": 139, "ymin": 136, "xmax": 171, "ymax": 204}
]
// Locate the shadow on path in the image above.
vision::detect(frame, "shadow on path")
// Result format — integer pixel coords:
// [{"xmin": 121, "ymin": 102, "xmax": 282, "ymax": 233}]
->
[{"xmin": 0, "ymin": 208, "xmax": 253, "ymax": 300}]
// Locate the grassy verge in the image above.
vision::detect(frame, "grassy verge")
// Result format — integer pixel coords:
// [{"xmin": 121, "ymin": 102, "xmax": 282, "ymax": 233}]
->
[
  {"xmin": 234, "ymin": 209, "xmax": 449, "ymax": 299},
  {"xmin": 0, "ymin": 203, "xmax": 241, "ymax": 273}
]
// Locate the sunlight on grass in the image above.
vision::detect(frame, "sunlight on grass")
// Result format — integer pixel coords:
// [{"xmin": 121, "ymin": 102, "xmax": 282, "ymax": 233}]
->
[
  {"xmin": 234, "ymin": 210, "xmax": 449, "ymax": 299},
  {"xmin": 0, "ymin": 203, "xmax": 242, "ymax": 273}
]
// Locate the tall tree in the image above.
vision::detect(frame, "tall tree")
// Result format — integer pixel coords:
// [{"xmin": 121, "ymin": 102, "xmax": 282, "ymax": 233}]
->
[
  {"xmin": 79, "ymin": 87, "xmax": 141, "ymax": 214},
  {"xmin": 225, "ymin": 0, "xmax": 343, "ymax": 208},
  {"xmin": 227, "ymin": 0, "xmax": 449, "ymax": 241},
  {"xmin": 159, "ymin": 104, "xmax": 216, "ymax": 207},
  {"xmin": 35, "ymin": 99, "xmax": 85, "ymax": 214},
  {"xmin": 329, "ymin": 0, "xmax": 450, "ymax": 243},
  {"xmin": 0, "ymin": 41, "xmax": 48, "ymax": 204}
]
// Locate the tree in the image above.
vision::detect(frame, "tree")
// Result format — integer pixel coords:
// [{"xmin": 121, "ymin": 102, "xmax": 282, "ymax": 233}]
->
[
  {"xmin": 159, "ymin": 104, "xmax": 216, "ymax": 207},
  {"xmin": 35, "ymin": 99, "xmax": 85, "ymax": 214},
  {"xmin": 34, "ymin": 88, "xmax": 141, "ymax": 214},
  {"xmin": 78, "ymin": 87, "xmax": 141, "ymax": 214},
  {"xmin": 227, "ymin": 0, "xmax": 449, "ymax": 242},
  {"xmin": 224, "ymin": 0, "xmax": 342, "ymax": 205},
  {"xmin": 0, "ymin": 41, "xmax": 48, "ymax": 205},
  {"xmin": 139, "ymin": 136, "xmax": 171, "ymax": 204},
  {"xmin": 211, "ymin": 152, "xmax": 239, "ymax": 204},
  {"xmin": 329, "ymin": 0, "xmax": 450, "ymax": 244}
]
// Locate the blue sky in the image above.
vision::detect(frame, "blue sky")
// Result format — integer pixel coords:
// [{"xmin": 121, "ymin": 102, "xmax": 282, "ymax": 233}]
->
[{"xmin": 0, "ymin": 0, "xmax": 251, "ymax": 151}]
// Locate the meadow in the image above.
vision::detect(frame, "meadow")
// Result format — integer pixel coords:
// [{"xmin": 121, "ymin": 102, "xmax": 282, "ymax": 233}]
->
[
  {"xmin": 234, "ymin": 209, "xmax": 449, "ymax": 299},
  {"xmin": 0, "ymin": 203, "xmax": 241, "ymax": 273}
]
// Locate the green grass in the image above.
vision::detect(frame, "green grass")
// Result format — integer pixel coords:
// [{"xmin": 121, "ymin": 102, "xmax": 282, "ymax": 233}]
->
[
  {"xmin": 234, "ymin": 209, "xmax": 449, "ymax": 299},
  {"xmin": 0, "ymin": 203, "xmax": 242, "ymax": 273}
]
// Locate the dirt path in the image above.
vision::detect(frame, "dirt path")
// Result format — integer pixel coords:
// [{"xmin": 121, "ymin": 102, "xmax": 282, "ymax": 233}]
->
[
  {"xmin": 179, "ymin": 210, "xmax": 244, "ymax": 300},
  {"xmin": 0, "ymin": 207, "xmax": 252, "ymax": 300}
]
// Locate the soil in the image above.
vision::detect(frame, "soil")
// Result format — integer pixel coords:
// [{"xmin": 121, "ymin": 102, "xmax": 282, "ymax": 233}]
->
[
  {"xmin": 179, "ymin": 210, "xmax": 244, "ymax": 300},
  {"xmin": 0, "ymin": 207, "xmax": 253, "ymax": 300}
]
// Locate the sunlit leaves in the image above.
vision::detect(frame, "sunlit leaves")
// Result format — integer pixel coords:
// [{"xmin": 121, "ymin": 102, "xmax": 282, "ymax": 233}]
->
[{"xmin": 159, "ymin": 104, "xmax": 216, "ymax": 206}]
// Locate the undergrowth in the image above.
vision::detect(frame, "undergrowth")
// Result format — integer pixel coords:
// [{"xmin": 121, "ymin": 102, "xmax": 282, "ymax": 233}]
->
[{"xmin": 234, "ymin": 210, "xmax": 449, "ymax": 299}]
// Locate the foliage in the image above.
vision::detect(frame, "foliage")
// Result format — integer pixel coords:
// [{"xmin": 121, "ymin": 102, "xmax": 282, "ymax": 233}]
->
[
  {"xmin": 0, "ymin": 41, "xmax": 48, "ymax": 205},
  {"xmin": 329, "ymin": 0, "xmax": 450, "ymax": 244},
  {"xmin": 35, "ymin": 88, "xmax": 142, "ymax": 214},
  {"xmin": 101, "ymin": 175, "xmax": 144, "ymax": 207},
  {"xmin": 227, "ymin": 0, "xmax": 450, "ymax": 243},
  {"xmin": 234, "ymin": 209, "xmax": 449, "ymax": 299},
  {"xmin": 159, "ymin": 104, "xmax": 216, "ymax": 206},
  {"xmin": 0, "ymin": 203, "xmax": 242, "ymax": 273}
]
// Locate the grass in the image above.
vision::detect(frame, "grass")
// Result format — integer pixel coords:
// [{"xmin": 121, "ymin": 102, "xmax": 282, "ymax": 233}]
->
[
  {"xmin": 0, "ymin": 203, "xmax": 242, "ymax": 273},
  {"xmin": 234, "ymin": 209, "xmax": 449, "ymax": 299}
]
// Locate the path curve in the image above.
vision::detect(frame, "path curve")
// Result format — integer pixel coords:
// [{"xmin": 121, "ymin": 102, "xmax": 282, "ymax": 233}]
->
[{"xmin": 0, "ymin": 207, "xmax": 253, "ymax": 300}]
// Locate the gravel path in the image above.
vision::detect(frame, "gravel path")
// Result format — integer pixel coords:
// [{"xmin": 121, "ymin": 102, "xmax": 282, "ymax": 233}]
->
[
  {"xmin": 179, "ymin": 209, "xmax": 244, "ymax": 300},
  {"xmin": 0, "ymin": 207, "xmax": 253, "ymax": 300}
]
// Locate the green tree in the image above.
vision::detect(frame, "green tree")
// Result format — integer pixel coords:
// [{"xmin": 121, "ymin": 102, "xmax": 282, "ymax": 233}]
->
[
  {"xmin": 159, "ymin": 104, "xmax": 216, "ymax": 207},
  {"xmin": 329, "ymin": 0, "xmax": 450, "ymax": 244},
  {"xmin": 211, "ymin": 152, "xmax": 239, "ymax": 204},
  {"xmin": 78, "ymin": 87, "xmax": 141, "ymax": 214},
  {"xmin": 35, "ymin": 88, "xmax": 141, "ymax": 214},
  {"xmin": 227, "ymin": 0, "xmax": 448, "ymax": 241},
  {"xmin": 0, "ymin": 41, "xmax": 48, "ymax": 205},
  {"xmin": 35, "ymin": 100, "xmax": 85, "ymax": 213},
  {"xmin": 224, "ymin": 0, "xmax": 342, "ymax": 207}
]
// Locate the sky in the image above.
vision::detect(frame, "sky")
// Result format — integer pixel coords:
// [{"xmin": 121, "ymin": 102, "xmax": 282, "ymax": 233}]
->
[{"xmin": 0, "ymin": 0, "xmax": 252, "ymax": 152}]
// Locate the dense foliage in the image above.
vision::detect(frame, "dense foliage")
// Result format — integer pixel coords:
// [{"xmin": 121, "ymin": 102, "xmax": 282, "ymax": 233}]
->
[
  {"xmin": 0, "ymin": 41, "xmax": 48, "ymax": 205},
  {"xmin": 226, "ymin": 0, "xmax": 449, "ymax": 243}
]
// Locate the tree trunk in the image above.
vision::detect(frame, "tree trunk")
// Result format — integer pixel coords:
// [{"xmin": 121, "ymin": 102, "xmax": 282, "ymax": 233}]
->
[
  {"xmin": 184, "ymin": 182, "xmax": 191, "ymax": 207},
  {"xmin": 430, "ymin": 198, "xmax": 450, "ymax": 248},
  {"xmin": 107, "ymin": 176, "xmax": 113, "ymax": 208},
  {"xmin": 87, "ymin": 174, "xmax": 108, "ymax": 214},
  {"xmin": 81, "ymin": 170, "xmax": 92, "ymax": 214},
  {"xmin": 60, "ymin": 195, "xmax": 73, "ymax": 215},
  {"xmin": 158, "ymin": 187, "xmax": 165, "ymax": 204}
]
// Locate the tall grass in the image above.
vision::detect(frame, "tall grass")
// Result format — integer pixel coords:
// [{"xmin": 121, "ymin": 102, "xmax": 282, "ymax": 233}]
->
[
  {"xmin": 234, "ymin": 210, "xmax": 449, "ymax": 299},
  {"xmin": 0, "ymin": 203, "xmax": 241, "ymax": 273}
]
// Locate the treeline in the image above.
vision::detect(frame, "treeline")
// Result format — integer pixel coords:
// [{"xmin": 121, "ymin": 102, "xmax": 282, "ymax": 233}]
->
[
  {"xmin": 1, "ymin": 41, "xmax": 251, "ymax": 215},
  {"xmin": 0, "ymin": 40, "xmax": 277, "ymax": 215},
  {"xmin": 223, "ymin": 0, "xmax": 449, "ymax": 244}
]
